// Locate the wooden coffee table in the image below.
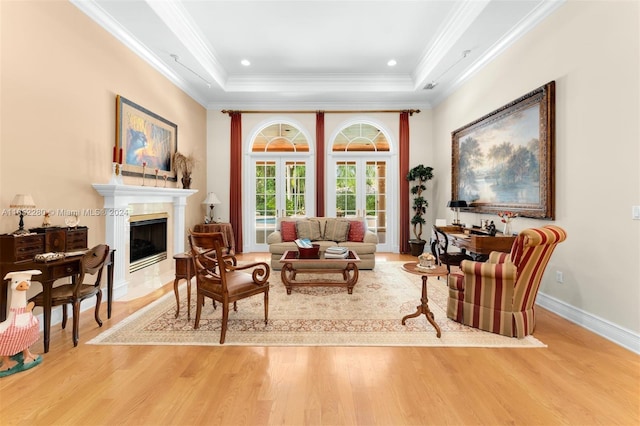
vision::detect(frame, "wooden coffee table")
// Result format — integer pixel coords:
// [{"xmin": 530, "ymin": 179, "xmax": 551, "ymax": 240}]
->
[
  {"xmin": 279, "ymin": 250, "xmax": 361, "ymax": 294},
  {"xmin": 401, "ymin": 262, "xmax": 449, "ymax": 338}
]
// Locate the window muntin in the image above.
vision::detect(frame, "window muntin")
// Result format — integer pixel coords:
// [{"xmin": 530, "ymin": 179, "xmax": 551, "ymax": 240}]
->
[
  {"xmin": 252, "ymin": 123, "xmax": 309, "ymax": 152},
  {"xmin": 332, "ymin": 123, "xmax": 389, "ymax": 152}
]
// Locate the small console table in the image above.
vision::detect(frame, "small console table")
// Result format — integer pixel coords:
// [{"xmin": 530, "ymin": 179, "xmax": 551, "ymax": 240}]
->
[{"xmin": 173, "ymin": 253, "xmax": 194, "ymax": 319}]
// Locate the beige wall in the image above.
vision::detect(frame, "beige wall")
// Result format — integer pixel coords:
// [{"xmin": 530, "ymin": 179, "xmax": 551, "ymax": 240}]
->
[
  {"xmin": 1, "ymin": 1, "xmax": 207, "ymax": 265},
  {"xmin": 432, "ymin": 0, "xmax": 640, "ymax": 333}
]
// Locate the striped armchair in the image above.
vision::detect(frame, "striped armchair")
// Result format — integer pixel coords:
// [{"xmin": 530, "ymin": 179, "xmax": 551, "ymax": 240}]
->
[{"xmin": 447, "ymin": 225, "xmax": 567, "ymax": 338}]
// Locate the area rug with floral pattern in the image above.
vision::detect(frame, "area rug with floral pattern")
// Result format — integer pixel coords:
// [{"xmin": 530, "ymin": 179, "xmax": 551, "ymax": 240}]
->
[{"xmin": 88, "ymin": 261, "xmax": 545, "ymax": 347}]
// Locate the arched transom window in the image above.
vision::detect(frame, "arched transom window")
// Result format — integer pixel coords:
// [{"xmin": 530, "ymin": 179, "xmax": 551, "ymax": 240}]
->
[
  {"xmin": 252, "ymin": 123, "xmax": 309, "ymax": 152},
  {"xmin": 332, "ymin": 123, "xmax": 390, "ymax": 152}
]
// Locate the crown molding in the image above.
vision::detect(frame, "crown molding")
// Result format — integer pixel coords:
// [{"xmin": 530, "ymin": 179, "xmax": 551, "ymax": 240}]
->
[
  {"xmin": 70, "ymin": 0, "xmax": 209, "ymax": 107},
  {"xmin": 429, "ymin": 0, "xmax": 566, "ymax": 107},
  {"xmin": 412, "ymin": 0, "xmax": 490, "ymax": 91},
  {"xmin": 207, "ymin": 100, "xmax": 433, "ymax": 112},
  {"xmin": 146, "ymin": 0, "xmax": 228, "ymax": 88},
  {"xmin": 225, "ymin": 74, "xmax": 416, "ymax": 92}
]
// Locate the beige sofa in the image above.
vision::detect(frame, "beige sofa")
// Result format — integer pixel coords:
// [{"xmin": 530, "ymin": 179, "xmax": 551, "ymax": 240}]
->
[{"xmin": 267, "ymin": 217, "xmax": 378, "ymax": 270}]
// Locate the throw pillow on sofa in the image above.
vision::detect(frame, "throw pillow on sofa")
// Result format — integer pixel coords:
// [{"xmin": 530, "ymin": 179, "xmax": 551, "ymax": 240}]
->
[
  {"xmin": 296, "ymin": 219, "xmax": 323, "ymax": 241},
  {"xmin": 324, "ymin": 219, "xmax": 350, "ymax": 242},
  {"xmin": 347, "ymin": 220, "xmax": 366, "ymax": 242},
  {"xmin": 281, "ymin": 221, "xmax": 297, "ymax": 242}
]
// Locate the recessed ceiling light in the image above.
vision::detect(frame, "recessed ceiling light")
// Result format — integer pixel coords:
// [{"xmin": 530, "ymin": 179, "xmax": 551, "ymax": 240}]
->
[
  {"xmin": 387, "ymin": 59, "xmax": 397, "ymax": 67},
  {"xmin": 241, "ymin": 59, "xmax": 251, "ymax": 66}
]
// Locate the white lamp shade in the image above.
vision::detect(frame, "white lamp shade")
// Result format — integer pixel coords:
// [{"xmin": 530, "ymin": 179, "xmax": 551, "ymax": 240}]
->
[
  {"xmin": 203, "ymin": 192, "xmax": 221, "ymax": 205},
  {"xmin": 10, "ymin": 194, "xmax": 35, "ymax": 208}
]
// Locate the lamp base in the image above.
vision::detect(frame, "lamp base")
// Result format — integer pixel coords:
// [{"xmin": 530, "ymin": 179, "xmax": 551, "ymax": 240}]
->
[
  {"xmin": 208, "ymin": 205, "xmax": 217, "ymax": 223},
  {"xmin": 13, "ymin": 213, "xmax": 29, "ymax": 235},
  {"xmin": 12, "ymin": 228, "xmax": 30, "ymax": 235}
]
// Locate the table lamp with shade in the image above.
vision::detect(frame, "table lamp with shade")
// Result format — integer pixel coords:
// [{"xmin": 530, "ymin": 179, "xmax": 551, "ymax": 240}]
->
[
  {"xmin": 203, "ymin": 192, "xmax": 221, "ymax": 223},
  {"xmin": 10, "ymin": 194, "xmax": 36, "ymax": 235},
  {"xmin": 447, "ymin": 200, "xmax": 468, "ymax": 225}
]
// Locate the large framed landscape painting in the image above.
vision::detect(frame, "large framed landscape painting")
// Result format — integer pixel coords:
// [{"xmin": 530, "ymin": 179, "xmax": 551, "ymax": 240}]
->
[
  {"xmin": 451, "ymin": 81, "xmax": 555, "ymax": 219},
  {"xmin": 116, "ymin": 95, "xmax": 177, "ymax": 180}
]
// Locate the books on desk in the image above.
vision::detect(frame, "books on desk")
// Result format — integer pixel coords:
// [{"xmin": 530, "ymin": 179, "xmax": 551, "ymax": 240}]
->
[{"xmin": 325, "ymin": 246, "xmax": 349, "ymax": 259}]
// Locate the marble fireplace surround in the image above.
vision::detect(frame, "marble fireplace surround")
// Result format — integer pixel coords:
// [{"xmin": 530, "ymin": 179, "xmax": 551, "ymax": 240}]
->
[{"xmin": 92, "ymin": 184, "xmax": 197, "ymax": 299}]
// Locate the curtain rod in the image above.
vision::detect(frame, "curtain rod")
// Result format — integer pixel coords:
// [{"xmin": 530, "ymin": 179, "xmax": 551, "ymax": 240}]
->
[{"xmin": 221, "ymin": 109, "xmax": 420, "ymax": 116}]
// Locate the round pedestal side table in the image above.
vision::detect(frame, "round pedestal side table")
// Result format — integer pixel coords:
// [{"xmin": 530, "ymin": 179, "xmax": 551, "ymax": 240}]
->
[{"xmin": 401, "ymin": 263, "xmax": 449, "ymax": 338}]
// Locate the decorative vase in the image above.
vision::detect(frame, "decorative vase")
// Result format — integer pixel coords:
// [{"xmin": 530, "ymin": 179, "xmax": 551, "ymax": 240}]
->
[
  {"xmin": 503, "ymin": 222, "xmax": 511, "ymax": 235},
  {"xmin": 181, "ymin": 175, "xmax": 192, "ymax": 189}
]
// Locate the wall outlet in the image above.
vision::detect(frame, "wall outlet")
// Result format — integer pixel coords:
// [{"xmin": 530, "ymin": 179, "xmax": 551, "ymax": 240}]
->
[{"xmin": 556, "ymin": 271, "xmax": 564, "ymax": 283}]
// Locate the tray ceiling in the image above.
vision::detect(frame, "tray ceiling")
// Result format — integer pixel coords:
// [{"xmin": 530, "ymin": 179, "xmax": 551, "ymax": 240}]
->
[{"xmin": 72, "ymin": 0, "xmax": 564, "ymax": 109}]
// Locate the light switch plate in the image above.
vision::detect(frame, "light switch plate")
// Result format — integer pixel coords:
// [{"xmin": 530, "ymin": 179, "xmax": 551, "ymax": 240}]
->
[{"xmin": 633, "ymin": 206, "xmax": 640, "ymax": 220}]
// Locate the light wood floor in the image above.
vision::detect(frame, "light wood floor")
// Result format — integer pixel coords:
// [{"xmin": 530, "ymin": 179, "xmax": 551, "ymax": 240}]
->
[{"xmin": 1, "ymin": 253, "xmax": 638, "ymax": 425}]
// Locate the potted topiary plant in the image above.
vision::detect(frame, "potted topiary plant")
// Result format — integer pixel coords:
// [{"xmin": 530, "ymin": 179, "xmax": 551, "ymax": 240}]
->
[{"xmin": 406, "ymin": 164, "xmax": 434, "ymax": 256}]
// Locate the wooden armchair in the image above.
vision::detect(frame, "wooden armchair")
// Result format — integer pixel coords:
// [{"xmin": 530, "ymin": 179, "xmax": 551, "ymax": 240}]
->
[
  {"xmin": 447, "ymin": 226, "xmax": 567, "ymax": 338},
  {"xmin": 188, "ymin": 232, "xmax": 270, "ymax": 344}
]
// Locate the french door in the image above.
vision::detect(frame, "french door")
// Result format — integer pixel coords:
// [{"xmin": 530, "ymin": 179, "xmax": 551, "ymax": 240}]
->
[
  {"xmin": 328, "ymin": 157, "xmax": 392, "ymax": 251},
  {"xmin": 249, "ymin": 157, "xmax": 312, "ymax": 251}
]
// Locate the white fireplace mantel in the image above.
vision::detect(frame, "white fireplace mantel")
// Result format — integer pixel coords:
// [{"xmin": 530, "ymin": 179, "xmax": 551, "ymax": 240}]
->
[{"xmin": 92, "ymin": 183, "xmax": 197, "ymax": 297}]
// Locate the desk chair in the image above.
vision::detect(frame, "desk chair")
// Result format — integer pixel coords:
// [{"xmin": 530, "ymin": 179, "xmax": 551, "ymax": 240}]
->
[{"xmin": 431, "ymin": 226, "xmax": 472, "ymax": 274}]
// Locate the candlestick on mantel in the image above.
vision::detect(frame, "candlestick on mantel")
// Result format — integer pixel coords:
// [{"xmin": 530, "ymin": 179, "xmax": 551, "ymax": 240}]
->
[
  {"xmin": 113, "ymin": 146, "xmax": 117, "ymax": 162},
  {"xmin": 109, "ymin": 162, "xmax": 119, "ymax": 184}
]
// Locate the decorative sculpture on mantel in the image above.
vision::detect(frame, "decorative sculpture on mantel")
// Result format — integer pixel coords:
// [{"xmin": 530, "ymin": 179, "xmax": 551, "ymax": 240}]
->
[{"xmin": 173, "ymin": 151, "xmax": 195, "ymax": 189}]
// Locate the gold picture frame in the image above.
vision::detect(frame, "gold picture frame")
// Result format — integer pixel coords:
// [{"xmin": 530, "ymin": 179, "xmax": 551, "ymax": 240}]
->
[
  {"xmin": 116, "ymin": 95, "xmax": 177, "ymax": 181},
  {"xmin": 451, "ymin": 81, "xmax": 555, "ymax": 219}
]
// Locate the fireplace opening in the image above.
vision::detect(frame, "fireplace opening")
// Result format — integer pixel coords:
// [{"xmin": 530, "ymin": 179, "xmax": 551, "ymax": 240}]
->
[{"xmin": 129, "ymin": 214, "xmax": 168, "ymax": 273}]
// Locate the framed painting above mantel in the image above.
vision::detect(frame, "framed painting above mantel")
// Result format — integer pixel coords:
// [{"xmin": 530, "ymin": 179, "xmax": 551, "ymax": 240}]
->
[
  {"xmin": 451, "ymin": 81, "xmax": 555, "ymax": 219},
  {"xmin": 116, "ymin": 95, "xmax": 178, "ymax": 181}
]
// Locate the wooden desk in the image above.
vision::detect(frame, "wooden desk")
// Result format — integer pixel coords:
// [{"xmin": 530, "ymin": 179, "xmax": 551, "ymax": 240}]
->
[
  {"xmin": 1, "ymin": 228, "xmax": 88, "ymax": 320},
  {"xmin": 193, "ymin": 223, "xmax": 235, "ymax": 255},
  {"xmin": 437, "ymin": 226, "xmax": 516, "ymax": 260},
  {"xmin": 0, "ymin": 250, "xmax": 115, "ymax": 353}
]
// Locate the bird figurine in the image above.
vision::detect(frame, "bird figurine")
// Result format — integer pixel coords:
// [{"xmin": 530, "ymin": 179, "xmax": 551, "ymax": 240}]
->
[{"xmin": 0, "ymin": 270, "xmax": 43, "ymax": 377}]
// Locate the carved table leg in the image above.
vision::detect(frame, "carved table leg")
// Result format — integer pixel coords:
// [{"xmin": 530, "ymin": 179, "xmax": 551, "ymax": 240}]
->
[
  {"xmin": 281, "ymin": 263, "xmax": 294, "ymax": 295},
  {"xmin": 346, "ymin": 263, "xmax": 359, "ymax": 294},
  {"xmin": 173, "ymin": 276, "xmax": 181, "ymax": 318}
]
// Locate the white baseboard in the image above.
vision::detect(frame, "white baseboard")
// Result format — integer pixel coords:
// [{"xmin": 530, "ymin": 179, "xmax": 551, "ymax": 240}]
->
[{"xmin": 537, "ymin": 291, "xmax": 640, "ymax": 354}]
